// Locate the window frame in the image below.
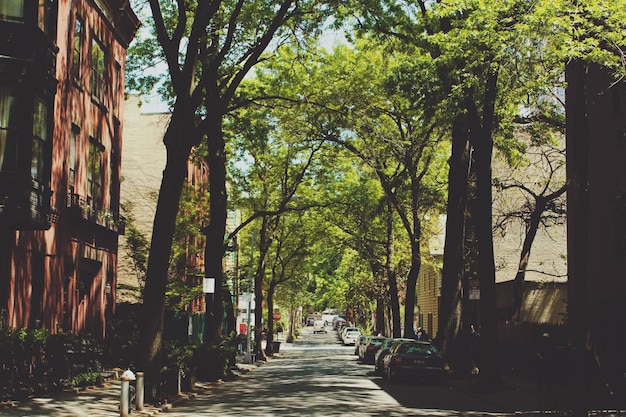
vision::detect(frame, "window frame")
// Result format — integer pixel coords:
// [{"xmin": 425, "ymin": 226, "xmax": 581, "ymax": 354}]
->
[
  {"xmin": 0, "ymin": 0, "xmax": 24, "ymax": 22},
  {"xmin": 0, "ymin": 86, "xmax": 19, "ymax": 173},
  {"xmin": 90, "ymin": 36, "xmax": 106, "ymax": 103},
  {"xmin": 69, "ymin": 124, "xmax": 79, "ymax": 189},
  {"xmin": 87, "ymin": 137, "xmax": 103, "ymax": 210},
  {"xmin": 72, "ymin": 13, "xmax": 84, "ymax": 84},
  {"xmin": 30, "ymin": 96, "xmax": 48, "ymax": 183}
]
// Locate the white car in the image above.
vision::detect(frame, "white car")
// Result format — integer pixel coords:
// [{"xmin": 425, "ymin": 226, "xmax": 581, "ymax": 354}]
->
[
  {"xmin": 313, "ymin": 320, "xmax": 327, "ymax": 333},
  {"xmin": 341, "ymin": 327, "xmax": 361, "ymax": 345}
]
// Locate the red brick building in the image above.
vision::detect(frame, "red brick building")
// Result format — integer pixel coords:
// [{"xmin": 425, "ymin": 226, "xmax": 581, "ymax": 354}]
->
[{"xmin": 0, "ymin": 0, "xmax": 138, "ymax": 337}]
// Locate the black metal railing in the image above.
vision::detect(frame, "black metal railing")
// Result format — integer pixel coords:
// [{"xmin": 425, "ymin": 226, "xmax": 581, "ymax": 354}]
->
[{"xmin": 66, "ymin": 192, "xmax": 125, "ymax": 234}]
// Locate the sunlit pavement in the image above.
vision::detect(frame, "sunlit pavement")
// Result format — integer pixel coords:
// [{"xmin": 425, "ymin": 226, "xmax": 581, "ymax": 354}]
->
[{"xmin": 2, "ymin": 327, "xmax": 623, "ymax": 416}]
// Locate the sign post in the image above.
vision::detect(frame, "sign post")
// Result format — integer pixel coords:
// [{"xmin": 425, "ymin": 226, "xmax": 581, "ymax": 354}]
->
[{"xmin": 242, "ymin": 292, "xmax": 254, "ymax": 363}]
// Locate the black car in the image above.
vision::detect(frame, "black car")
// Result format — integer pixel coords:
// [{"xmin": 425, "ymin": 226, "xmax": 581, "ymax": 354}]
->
[
  {"xmin": 374, "ymin": 338, "xmax": 414, "ymax": 375},
  {"xmin": 382, "ymin": 340, "xmax": 444, "ymax": 383}
]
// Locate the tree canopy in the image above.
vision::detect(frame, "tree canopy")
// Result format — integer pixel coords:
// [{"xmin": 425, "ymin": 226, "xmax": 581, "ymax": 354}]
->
[{"xmin": 125, "ymin": 0, "xmax": 626, "ymax": 400}]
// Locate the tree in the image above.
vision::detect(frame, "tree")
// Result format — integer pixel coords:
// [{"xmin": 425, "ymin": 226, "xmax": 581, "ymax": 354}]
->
[
  {"xmin": 264, "ymin": 210, "xmax": 320, "ymax": 354},
  {"xmin": 494, "ymin": 138, "xmax": 567, "ymax": 321},
  {"xmin": 127, "ymin": 0, "xmax": 334, "ymax": 398},
  {"xmin": 119, "ymin": 201, "xmax": 150, "ymax": 299},
  {"xmin": 309, "ymin": 40, "xmax": 449, "ymax": 337},
  {"xmin": 227, "ymin": 85, "xmax": 331, "ymax": 358},
  {"xmin": 322, "ymin": 159, "xmax": 407, "ymax": 336},
  {"xmin": 347, "ymin": 0, "xmax": 626, "ymax": 388}
]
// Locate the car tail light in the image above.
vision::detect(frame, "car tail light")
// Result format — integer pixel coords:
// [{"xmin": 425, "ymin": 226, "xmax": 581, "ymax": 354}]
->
[
  {"xmin": 367, "ymin": 345, "xmax": 376, "ymax": 351},
  {"xmin": 392, "ymin": 355, "xmax": 402, "ymax": 365}
]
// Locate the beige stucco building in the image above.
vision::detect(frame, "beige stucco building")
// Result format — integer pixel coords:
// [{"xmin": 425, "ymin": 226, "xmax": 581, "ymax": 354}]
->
[{"xmin": 117, "ymin": 94, "xmax": 169, "ymax": 302}]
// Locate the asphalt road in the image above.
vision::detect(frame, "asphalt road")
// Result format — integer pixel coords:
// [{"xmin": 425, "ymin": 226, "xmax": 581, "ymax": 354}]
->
[{"xmin": 164, "ymin": 325, "xmax": 534, "ymax": 417}]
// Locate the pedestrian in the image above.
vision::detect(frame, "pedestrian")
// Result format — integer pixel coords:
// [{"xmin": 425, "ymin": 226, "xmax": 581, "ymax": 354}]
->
[
  {"xmin": 415, "ymin": 327, "xmax": 429, "ymax": 340},
  {"xmin": 468, "ymin": 324, "xmax": 480, "ymax": 373},
  {"xmin": 536, "ymin": 332, "xmax": 554, "ymax": 393},
  {"xmin": 237, "ymin": 333, "xmax": 247, "ymax": 355},
  {"xmin": 583, "ymin": 330, "xmax": 602, "ymax": 392}
]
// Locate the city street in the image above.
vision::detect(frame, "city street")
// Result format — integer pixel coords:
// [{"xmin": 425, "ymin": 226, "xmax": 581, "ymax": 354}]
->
[
  {"xmin": 1, "ymin": 325, "xmax": 592, "ymax": 417},
  {"xmin": 165, "ymin": 326, "xmax": 550, "ymax": 417}
]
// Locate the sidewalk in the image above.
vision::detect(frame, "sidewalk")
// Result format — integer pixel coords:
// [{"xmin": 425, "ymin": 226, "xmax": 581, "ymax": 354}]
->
[
  {"xmin": 446, "ymin": 371, "xmax": 570, "ymax": 416},
  {"xmin": 0, "ymin": 337, "xmax": 295, "ymax": 416}
]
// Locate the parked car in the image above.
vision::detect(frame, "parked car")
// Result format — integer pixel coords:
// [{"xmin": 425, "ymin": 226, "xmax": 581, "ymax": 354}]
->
[
  {"xmin": 336, "ymin": 320, "xmax": 350, "ymax": 335},
  {"xmin": 382, "ymin": 340, "xmax": 444, "ymax": 383},
  {"xmin": 374, "ymin": 338, "xmax": 414, "ymax": 375},
  {"xmin": 341, "ymin": 327, "xmax": 361, "ymax": 345},
  {"xmin": 337, "ymin": 323, "xmax": 352, "ymax": 340},
  {"xmin": 313, "ymin": 320, "xmax": 327, "ymax": 334},
  {"xmin": 359, "ymin": 336, "xmax": 386, "ymax": 364},
  {"xmin": 354, "ymin": 335, "xmax": 369, "ymax": 355},
  {"xmin": 333, "ymin": 316, "xmax": 347, "ymax": 330},
  {"xmin": 305, "ymin": 314, "xmax": 317, "ymax": 326}
]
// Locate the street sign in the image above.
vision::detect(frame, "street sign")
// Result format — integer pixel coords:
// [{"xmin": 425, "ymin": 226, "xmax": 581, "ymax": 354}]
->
[
  {"xmin": 203, "ymin": 277, "xmax": 215, "ymax": 294},
  {"xmin": 469, "ymin": 278, "xmax": 480, "ymax": 300}
]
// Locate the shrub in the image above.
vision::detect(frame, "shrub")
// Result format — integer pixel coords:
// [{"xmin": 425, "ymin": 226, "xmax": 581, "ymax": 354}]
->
[
  {"xmin": 0, "ymin": 327, "xmax": 103, "ymax": 398},
  {"xmin": 192, "ymin": 335, "xmax": 236, "ymax": 381},
  {"xmin": 103, "ymin": 303, "xmax": 141, "ymax": 368}
]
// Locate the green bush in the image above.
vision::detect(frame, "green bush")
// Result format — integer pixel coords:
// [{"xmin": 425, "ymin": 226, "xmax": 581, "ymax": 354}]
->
[
  {"xmin": 71, "ymin": 371, "xmax": 102, "ymax": 387},
  {"xmin": 192, "ymin": 335, "xmax": 236, "ymax": 381},
  {"xmin": 103, "ymin": 303, "xmax": 141, "ymax": 368},
  {"xmin": 0, "ymin": 327, "xmax": 103, "ymax": 398}
]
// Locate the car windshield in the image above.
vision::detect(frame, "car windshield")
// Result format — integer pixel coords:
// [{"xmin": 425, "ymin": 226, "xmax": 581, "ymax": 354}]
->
[{"xmin": 403, "ymin": 344, "xmax": 438, "ymax": 355}]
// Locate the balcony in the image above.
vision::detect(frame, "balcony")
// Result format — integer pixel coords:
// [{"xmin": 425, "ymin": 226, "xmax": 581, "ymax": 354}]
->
[
  {"xmin": 66, "ymin": 192, "xmax": 125, "ymax": 234},
  {"xmin": 0, "ymin": 174, "xmax": 52, "ymax": 229}
]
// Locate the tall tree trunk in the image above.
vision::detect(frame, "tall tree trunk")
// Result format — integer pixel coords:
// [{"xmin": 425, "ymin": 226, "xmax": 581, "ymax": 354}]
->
[
  {"xmin": 385, "ymin": 201, "xmax": 402, "ymax": 337},
  {"xmin": 369, "ymin": 260, "xmax": 387, "ymax": 335},
  {"xmin": 565, "ymin": 58, "xmax": 590, "ymax": 417},
  {"xmin": 388, "ymin": 270, "xmax": 401, "ymax": 337},
  {"xmin": 375, "ymin": 298, "xmax": 385, "ymax": 335},
  {"xmin": 437, "ymin": 116, "xmax": 470, "ymax": 360},
  {"xmin": 265, "ymin": 280, "xmax": 277, "ymax": 355},
  {"xmin": 138, "ymin": 110, "xmax": 195, "ymax": 401},
  {"xmin": 254, "ymin": 269, "xmax": 266, "ymax": 360},
  {"xmin": 203, "ymin": 116, "xmax": 228, "ymax": 344},
  {"xmin": 403, "ymin": 250, "xmax": 421, "ymax": 338},
  {"xmin": 253, "ymin": 218, "xmax": 270, "ymax": 361},
  {"xmin": 223, "ymin": 283, "xmax": 235, "ymax": 336},
  {"xmin": 470, "ymin": 71, "xmax": 500, "ymax": 388},
  {"xmin": 511, "ymin": 197, "xmax": 546, "ymax": 321}
]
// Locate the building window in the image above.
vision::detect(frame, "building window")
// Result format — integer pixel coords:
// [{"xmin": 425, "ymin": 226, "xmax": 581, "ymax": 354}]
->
[
  {"xmin": 90, "ymin": 37, "xmax": 106, "ymax": 103},
  {"xmin": 37, "ymin": 0, "xmax": 52, "ymax": 33},
  {"xmin": 0, "ymin": 1, "xmax": 23, "ymax": 21},
  {"xmin": 31, "ymin": 97, "xmax": 48, "ymax": 183},
  {"xmin": 69, "ymin": 125, "xmax": 79, "ymax": 189},
  {"xmin": 0, "ymin": 86, "xmax": 18, "ymax": 173},
  {"xmin": 72, "ymin": 15, "xmax": 84, "ymax": 83},
  {"xmin": 88, "ymin": 139, "xmax": 103, "ymax": 209}
]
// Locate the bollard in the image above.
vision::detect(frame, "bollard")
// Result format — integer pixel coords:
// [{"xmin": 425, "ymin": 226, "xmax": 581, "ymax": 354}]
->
[
  {"xmin": 120, "ymin": 377, "xmax": 130, "ymax": 417},
  {"xmin": 120, "ymin": 368, "xmax": 136, "ymax": 417},
  {"xmin": 135, "ymin": 372, "xmax": 144, "ymax": 411}
]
